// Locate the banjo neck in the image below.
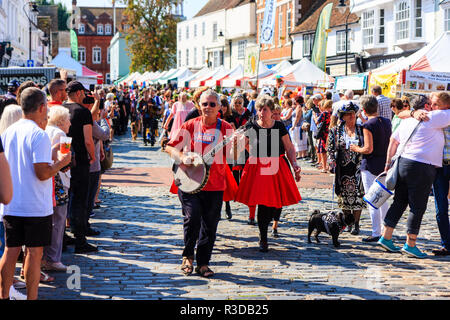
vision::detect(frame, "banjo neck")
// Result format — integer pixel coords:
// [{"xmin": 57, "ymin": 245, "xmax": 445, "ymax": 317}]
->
[{"xmin": 202, "ymin": 127, "xmax": 246, "ymax": 165}]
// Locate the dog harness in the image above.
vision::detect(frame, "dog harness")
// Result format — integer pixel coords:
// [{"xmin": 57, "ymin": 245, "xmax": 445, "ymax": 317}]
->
[{"xmin": 322, "ymin": 213, "xmax": 346, "ymax": 235}]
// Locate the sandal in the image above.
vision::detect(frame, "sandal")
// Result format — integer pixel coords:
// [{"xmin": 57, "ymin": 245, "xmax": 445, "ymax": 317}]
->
[
  {"xmin": 195, "ymin": 265, "xmax": 214, "ymax": 278},
  {"xmin": 40, "ymin": 271, "xmax": 55, "ymax": 283},
  {"xmin": 180, "ymin": 257, "xmax": 194, "ymax": 276}
]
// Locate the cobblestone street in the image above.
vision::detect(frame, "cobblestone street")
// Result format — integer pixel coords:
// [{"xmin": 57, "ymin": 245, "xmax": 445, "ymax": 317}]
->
[{"xmin": 35, "ymin": 131, "xmax": 450, "ymax": 300}]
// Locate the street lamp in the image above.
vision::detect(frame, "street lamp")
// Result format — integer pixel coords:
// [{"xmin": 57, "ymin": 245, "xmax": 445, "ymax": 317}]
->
[
  {"xmin": 23, "ymin": 1, "xmax": 40, "ymax": 62},
  {"xmin": 336, "ymin": 0, "xmax": 354, "ymax": 76}
]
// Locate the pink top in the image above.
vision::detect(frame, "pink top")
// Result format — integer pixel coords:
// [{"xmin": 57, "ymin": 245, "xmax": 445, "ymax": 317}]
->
[{"xmin": 169, "ymin": 101, "xmax": 195, "ymax": 140}]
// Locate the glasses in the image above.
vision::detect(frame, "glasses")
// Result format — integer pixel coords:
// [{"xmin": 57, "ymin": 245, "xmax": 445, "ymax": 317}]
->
[
  {"xmin": 234, "ymin": 101, "xmax": 243, "ymax": 105},
  {"xmin": 202, "ymin": 102, "xmax": 217, "ymax": 108}
]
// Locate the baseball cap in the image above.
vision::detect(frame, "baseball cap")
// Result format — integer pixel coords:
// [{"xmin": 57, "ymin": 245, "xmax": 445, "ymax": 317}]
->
[
  {"xmin": 312, "ymin": 94, "xmax": 323, "ymax": 100},
  {"xmin": 66, "ymin": 81, "xmax": 87, "ymax": 94},
  {"xmin": 8, "ymin": 80, "xmax": 20, "ymax": 88}
]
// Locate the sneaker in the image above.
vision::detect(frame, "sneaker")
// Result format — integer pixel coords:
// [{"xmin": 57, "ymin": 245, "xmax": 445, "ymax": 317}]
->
[
  {"xmin": 75, "ymin": 243, "xmax": 98, "ymax": 254},
  {"xmin": 259, "ymin": 241, "xmax": 269, "ymax": 253},
  {"xmin": 362, "ymin": 236, "xmax": 381, "ymax": 243},
  {"xmin": 271, "ymin": 228, "xmax": 279, "ymax": 238},
  {"xmin": 42, "ymin": 261, "xmax": 68, "ymax": 272},
  {"xmin": 401, "ymin": 244, "xmax": 428, "ymax": 259},
  {"xmin": 432, "ymin": 248, "xmax": 450, "ymax": 256},
  {"xmin": 12, "ymin": 280, "xmax": 26, "ymax": 290},
  {"xmin": 87, "ymin": 228, "xmax": 101, "ymax": 236},
  {"xmin": 377, "ymin": 236, "xmax": 402, "ymax": 253},
  {"xmin": 9, "ymin": 286, "xmax": 27, "ymax": 300},
  {"xmin": 225, "ymin": 208, "xmax": 232, "ymax": 220}
]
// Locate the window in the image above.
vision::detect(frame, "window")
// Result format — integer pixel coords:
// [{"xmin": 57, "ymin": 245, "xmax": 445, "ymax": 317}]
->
[
  {"xmin": 302, "ymin": 33, "xmax": 314, "ymax": 56},
  {"xmin": 105, "ymin": 24, "xmax": 112, "ymax": 35},
  {"xmin": 186, "ymin": 26, "xmax": 189, "ymax": 39},
  {"xmin": 186, "ymin": 48, "xmax": 189, "ymax": 66},
  {"xmin": 78, "ymin": 47, "xmax": 86, "ymax": 63},
  {"xmin": 287, "ymin": 10, "xmax": 292, "ymax": 33},
  {"xmin": 362, "ymin": 10, "xmax": 374, "ymax": 46},
  {"xmin": 194, "ymin": 24, "xmax": 197, "ymax": 37},
  {"xmin": 213, "ymin": 50, "xmax": 222, "ymax": 68},
  {"xmin": 178, "ymin": 28, "xmax": 181, "ymax": 41},
  {"xmin": 446, "ymin": 8, "xmax": 450, "ymax": 32},
  {"xmin": 78, "ymin": 23, "xmax": 85, "ymax": 34},
  {"xmin": 93, "ymin": 47, "xmax": 101, "ymax": 64},
  {"xmin": 212, "ymin": 23, "xmax": 218, "ymax": 42},
  {"xmin": 202, "ymin": 22, "xmax": 206, "ymax": 36},
  {"xmin": 395, "ymin": 1, "xmax": 410, "ymax": 41},
  {"xmin": 178, "ymin": 50, "xmax": 182, "ymax": 67},
  {"xmin": 278, "ymin": 10, "xmax": 283, "ymax": 42},
  {"xmin": 415, "ymin": 0, "xmax": 422, "ymax": 38},
  {"xmin": 97, "ymin": 24, "xmax": 104, "ymax": 35},
  {"xmin": 336, "ymin": 31, "xmax": 348, "ymax": 54},
  {"xmin": 238, "ymin": 40, "xmax": 247, "ymax": 59},
  {"xmin": 106, "ymin": 73, "xmax": 111, "ymax": 85},
  {"xmin": 194, "ymin": 47, "xmax": 197, "ymax": 66},
  {"xmin": 202, "ymin": 46, "xmax": 205, "ymax": 65},
  {"xmin": 107, "ymin": 48, "xmax": 110, "ymax": 64},
  {"xmin": 379, "ymin": 9, "xmax": 385, "ymax": 44}
]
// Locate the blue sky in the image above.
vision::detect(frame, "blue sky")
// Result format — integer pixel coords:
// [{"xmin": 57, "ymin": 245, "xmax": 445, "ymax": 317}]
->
[{"xmin": 56, "ymin": 0, "xmax": 208, "ymax": 19}]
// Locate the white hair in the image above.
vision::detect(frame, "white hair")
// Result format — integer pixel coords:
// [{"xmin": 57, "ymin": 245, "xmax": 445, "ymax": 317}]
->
[
  {"xmin": 199, "ymin": 89, "xmax": 219, "ymax": 104},
  {"xmin": 106, "ymin": 93, "xmax": 115, "ymax": 100},
  {"xmin": 0, "ymin": 105, "xmax": 23, "ymax": 134},
  {"xmin": 344, "ymin": 89, "xmax": 354, "ymax": 100},
  {"xmin": 47, "ymin": 105, "xmax": 70, "ymax": 128}
]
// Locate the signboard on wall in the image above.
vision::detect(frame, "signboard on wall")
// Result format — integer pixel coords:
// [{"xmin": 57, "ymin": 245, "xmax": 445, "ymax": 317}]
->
[{"xmin": 404, "ymin": 70, "xmax": 450, "ymax": 92}]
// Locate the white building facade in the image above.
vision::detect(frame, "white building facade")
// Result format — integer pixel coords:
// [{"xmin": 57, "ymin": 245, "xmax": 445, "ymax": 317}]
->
[
  {"xmin": 352, "ymin": 0, "xmax": 448, "ymax": 71},
  {"xmin": 0, "ymin": 0, "xmax": 47, "ymax": 67},
  {"xmin": 177, "ymin": 1, "xmax": 256, "ymax": 71}
]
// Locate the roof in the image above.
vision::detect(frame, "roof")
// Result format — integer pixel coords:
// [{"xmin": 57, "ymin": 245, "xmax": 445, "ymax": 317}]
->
[
  {"xmin": 194, "ymin": 0, "xmax": 252, "ymax": 17},
  {"xmin": 292, "ymin": 0, "xmax": 359, "ymax": 35},
  {"xmin": 79, "ymin": 7, "xmax": 127, "ymax": 34}
]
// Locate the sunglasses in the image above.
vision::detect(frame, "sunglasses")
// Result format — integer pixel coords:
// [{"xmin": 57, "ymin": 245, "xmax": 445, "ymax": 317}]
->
[{"xmin": 202, "ymin": 102, "xmax": 217, "ymax": 108}]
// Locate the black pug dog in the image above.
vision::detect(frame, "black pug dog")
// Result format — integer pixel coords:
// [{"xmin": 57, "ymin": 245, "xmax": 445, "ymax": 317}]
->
[{"xmin": 307, "ymin": 210, "xmax": 355, "ymax": 248}]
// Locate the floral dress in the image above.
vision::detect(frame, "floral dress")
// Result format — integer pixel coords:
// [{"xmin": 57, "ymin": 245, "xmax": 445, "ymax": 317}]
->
[
  {"xmin": 327, "ymin": 123, "xmax": 366, "ymax": 210},
  {"xmin": 317, "ymin": 111, "xmax": 331, "ymax": 153}
]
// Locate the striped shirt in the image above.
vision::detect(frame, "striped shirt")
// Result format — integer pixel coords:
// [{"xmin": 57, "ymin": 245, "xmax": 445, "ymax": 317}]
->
[
  {"xmin": 376, "ymin": 95, "xmax": 392, "ymax": 120},
  {"xmin": 444, "ymin": 126, "xmax": 450, "ymax": 163}
]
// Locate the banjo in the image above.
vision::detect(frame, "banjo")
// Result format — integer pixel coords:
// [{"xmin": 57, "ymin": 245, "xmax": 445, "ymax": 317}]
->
[{"xmin": 172, "ymin": 126, "xmax": 247, "ymax": 194}]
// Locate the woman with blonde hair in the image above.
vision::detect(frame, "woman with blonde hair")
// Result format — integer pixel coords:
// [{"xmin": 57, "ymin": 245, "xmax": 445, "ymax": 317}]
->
[{"xmin": 0, "ymin": 105, "xmax": 23, "ymax": 134}]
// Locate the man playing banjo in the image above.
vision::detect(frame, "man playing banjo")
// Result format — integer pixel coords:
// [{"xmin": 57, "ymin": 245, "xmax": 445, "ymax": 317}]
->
[{"xmin": 165, "ymin": 89, "xmax": 234, "ymax": 278}]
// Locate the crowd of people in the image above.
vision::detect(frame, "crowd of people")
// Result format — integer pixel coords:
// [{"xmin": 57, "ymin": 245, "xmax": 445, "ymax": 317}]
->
[{"xmin": 0, "ymin": 72, "xmax": 448, "ymax": 298}]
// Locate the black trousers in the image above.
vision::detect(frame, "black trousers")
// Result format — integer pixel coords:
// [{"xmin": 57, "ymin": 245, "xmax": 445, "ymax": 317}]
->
[
  {"xmin": 68, "ymin": 164, "xmax": 91, "ymax": 246},
  {"xmin": 384, "ymin": 157, "xmax": 436, "ymax": 235},
  {"xmin": 178, "ymin": 190, "xmax": 223, "ymax": 266},
  {"xmin": 258, "ymin": 205, "xmax": 282, "ymax": 242}
]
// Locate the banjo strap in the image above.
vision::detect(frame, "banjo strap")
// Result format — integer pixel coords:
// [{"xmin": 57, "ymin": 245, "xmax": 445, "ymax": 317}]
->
[{"xmin": 203, "ymin": 119, "xmax": 223, "ymax": 165}]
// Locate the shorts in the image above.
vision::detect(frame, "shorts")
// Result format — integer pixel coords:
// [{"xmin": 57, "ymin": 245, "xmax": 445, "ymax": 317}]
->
[{"xmin": 2, "ymin": 215, "xmax": 52, "ymax": 248}]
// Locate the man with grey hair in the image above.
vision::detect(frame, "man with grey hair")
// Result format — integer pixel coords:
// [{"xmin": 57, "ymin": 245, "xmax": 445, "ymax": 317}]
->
[
  {"xmin": 371, "ymin": 85, "xmax": 392, "ymax": 120},
  {"xmin": 165, "ymin": 88, "xmax": 233, "ymax": 278},
  {"xmin": 0, "ymin": 87, "xmax": 71, "ymax": 300}
]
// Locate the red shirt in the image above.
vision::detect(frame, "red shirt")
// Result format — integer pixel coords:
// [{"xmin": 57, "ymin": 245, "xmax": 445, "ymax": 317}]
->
[
  {"xmin": 48, "ymin": 101, "xmax": 63, "ymax": 107},
  {"xmin": 168, "ymin": 117, "xmax": 233, "ymax": 191}
]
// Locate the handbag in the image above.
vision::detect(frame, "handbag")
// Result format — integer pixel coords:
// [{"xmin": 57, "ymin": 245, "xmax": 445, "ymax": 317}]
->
[
  {"xmin": 101, "ymin": 141, "xmax": 114, "ymax": 171},
  {"xmin": 385, "ymin": 121, "xmax": 422, "ymax": 190}
]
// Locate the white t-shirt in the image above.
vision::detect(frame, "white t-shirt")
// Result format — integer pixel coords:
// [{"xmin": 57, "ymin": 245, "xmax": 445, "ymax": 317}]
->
[
  {"xmin": 392, "ymin": 110, "xmax": 450, "ymax": 167},
  {"xmin": 1, "ymin": 119, "xmax": 53, "ymax": 218}
]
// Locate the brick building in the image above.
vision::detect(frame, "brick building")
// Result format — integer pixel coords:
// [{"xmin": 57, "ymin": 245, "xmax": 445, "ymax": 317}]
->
[
  {"xmin": 75, "ymin": 6, "xmax": 127, "ymax": 84},
  {"xmin": 256, "ymin": 0, "xmax": 315, "ymax": 67}
]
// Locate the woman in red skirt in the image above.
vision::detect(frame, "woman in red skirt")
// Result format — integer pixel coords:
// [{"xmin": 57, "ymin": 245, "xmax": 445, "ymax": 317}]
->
[{"xmin": 235, "ymin": 95, "xmax": 302, "ymax": 252}]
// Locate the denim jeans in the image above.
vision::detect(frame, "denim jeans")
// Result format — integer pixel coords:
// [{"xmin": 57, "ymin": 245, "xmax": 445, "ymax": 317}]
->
[
  {"xmin": 384, "ymin": 157, "xmax": 436, "ymax": 235},
  {"xmin": 433, "ymin": 164, "xmax": 450, "ymax": 250}
]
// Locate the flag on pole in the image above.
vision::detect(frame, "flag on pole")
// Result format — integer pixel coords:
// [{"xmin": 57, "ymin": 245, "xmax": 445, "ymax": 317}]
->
[
  {"xmin": 311, "ymin": 2, "xmax": 333, "ymax": 71},
  {"xmin": 70, "ymin": 29, "xmax": 79, "ymax": 61},
  {"xmin": 259, "ymin": 0, "xmax": 277, "ymax": 45}
]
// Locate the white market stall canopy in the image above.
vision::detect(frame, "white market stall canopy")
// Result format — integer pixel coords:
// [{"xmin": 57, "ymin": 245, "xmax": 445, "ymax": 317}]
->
[
  {"xmin": 189, "ymin": 66, "xmax": 226, "ymax": 88},
  {"xmin": 204, "ymin": 67, "xmax": 232, "ymax": 87},
  {"xmin": 260, "ymin": 58, "xmax": 334, "ymax": 88},
  {"xmin": 155, "ymin": 68, "xmax": 179, "ymax": 84},
  {"xmin": 162, "ymin": 67, "xmax": 193, "ymax": 85},
  {"xmin": 178, "ymin": 67, "xmax": 210, "ymax": 88},
  {"xmin": 221, "ymin": 64, "xmax": 245, "ymax": 88},
  {"xmin": 372, "ymin": 31, "xmax": 450, "ymax": 75}
]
